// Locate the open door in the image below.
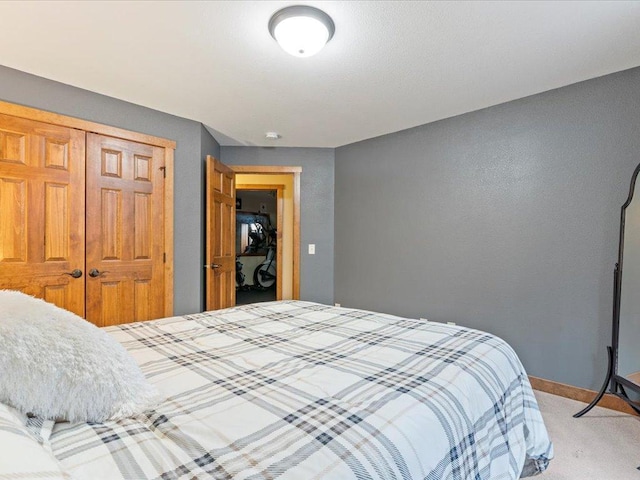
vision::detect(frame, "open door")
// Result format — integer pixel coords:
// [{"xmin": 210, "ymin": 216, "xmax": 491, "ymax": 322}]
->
[{"xmin": 205, "ymin": 156, "xmax": 235, "ymax": 310}]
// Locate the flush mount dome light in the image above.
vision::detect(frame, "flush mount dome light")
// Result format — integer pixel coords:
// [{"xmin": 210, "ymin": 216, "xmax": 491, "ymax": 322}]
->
[{"xmin": 268, "ymin": 5, "xmax": 335, "ymax": 57}]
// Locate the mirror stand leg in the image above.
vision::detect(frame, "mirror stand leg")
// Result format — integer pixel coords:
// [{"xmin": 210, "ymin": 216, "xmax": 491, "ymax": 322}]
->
[{"xmin": 573, "ymin": 346, "xmax": 613, "ymax": 418}]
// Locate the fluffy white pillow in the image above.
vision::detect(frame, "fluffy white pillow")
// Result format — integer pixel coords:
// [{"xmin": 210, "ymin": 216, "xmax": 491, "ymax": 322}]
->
[{"xmin": 0, "ymin": 290, "xmax": 160, "ymax": 423}]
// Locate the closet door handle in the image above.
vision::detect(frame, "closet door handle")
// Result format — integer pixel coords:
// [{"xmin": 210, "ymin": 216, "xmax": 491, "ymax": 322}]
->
[
  {"xmin": 204, "ymin": 264, "xmax": 221, "ymax": 269},
  {"xmin": 88, "ymin": 268, "xmax": 108, "ymax": 278},
  {"xmin": 63, "ymin": 269, "xmax": 83, "ymax": 279}
]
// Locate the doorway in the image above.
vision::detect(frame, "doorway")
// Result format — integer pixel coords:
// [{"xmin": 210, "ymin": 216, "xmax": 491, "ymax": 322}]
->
[
  {"xmin": 235, "ymin": 189, "xmax": 278, "ymax": 305},
  {"xmin": 232, "ymin": 166, "xmax": 301, "ymax": 303}
]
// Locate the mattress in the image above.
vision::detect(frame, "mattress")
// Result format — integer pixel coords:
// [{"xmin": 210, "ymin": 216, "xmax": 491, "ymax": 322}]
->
[{"xmin": 48, "ymin": 300, "xmax": 553, "ymax": 479}]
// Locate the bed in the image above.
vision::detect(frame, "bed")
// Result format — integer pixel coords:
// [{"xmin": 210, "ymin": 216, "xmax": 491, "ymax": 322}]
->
[{"xmin": 1, "ymin": 299, "xmax": 552, "ymax": 479}]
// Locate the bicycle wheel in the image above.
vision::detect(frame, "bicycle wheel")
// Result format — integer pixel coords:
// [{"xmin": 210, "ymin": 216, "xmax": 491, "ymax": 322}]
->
[{"xmin": 253, "ymin": 263, "xmax": 276, "ymax": 288}]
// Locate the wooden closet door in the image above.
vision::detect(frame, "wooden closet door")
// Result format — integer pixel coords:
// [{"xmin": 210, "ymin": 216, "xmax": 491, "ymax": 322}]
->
[
  {"xmin": 85, "ymin": 133, "xmax": 165, "ymax": 326},
  {"xmin": 0, "ymin": 113, "xmax": 85, "ymax": 316}
]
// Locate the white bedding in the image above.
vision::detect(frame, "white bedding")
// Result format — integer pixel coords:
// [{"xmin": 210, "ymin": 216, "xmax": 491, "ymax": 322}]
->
[{"xmin": 10, "ymin": 301, "xmax": 553, "ymax": 479}]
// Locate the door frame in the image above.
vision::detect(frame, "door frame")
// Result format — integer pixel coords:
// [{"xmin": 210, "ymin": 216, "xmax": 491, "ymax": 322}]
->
[
  {"xmin": 0, "ymin": 100, "xmax": 175, "ymax": 317},
  {"xmin": 232, "ymin": 166, "xmax": 301, "ymax": 299}
]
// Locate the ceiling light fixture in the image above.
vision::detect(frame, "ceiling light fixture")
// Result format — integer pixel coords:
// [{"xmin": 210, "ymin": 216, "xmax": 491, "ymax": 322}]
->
[
  {"xmin": 268, "ymin": 5, "xmax": 335, "ymax": 58},
  {"xmin": 265, "ymin": 132, "xmax": 281, "ymax": 140}
]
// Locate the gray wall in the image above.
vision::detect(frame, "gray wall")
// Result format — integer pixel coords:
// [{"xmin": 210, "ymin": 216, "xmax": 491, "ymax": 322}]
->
[
  {"xmin": 0, "ymin": 65, "xmax": 219, "ymax": 315},
  {"xmin": 335, "ymin": 67, "xmax": 640, "ymax": 390},
  {"xmin": 221, "ymin": 147, "xmax": 335, "ymax": 305}
]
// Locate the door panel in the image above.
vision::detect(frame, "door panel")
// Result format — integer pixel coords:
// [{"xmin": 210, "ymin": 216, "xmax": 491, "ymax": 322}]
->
[
  {"xmin": 85, "ymin": 133, "xmax": 165, "ymax": 326},
  {"xmin": 0, "ymin": 113, "xmax": 85, "ymax": 316},
  {"xmin": 206, "ymin": 156, "xmax": 235, "ymax": 310}
]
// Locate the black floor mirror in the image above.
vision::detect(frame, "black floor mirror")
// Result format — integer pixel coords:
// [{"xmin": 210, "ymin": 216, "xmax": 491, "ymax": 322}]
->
[{"xmin": 575, "ymin": 162, "xmax": 640, "ymax": 418}]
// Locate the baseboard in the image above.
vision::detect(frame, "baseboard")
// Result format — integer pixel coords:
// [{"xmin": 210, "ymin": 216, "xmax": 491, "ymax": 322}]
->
[{"xmin": 529, "ymin": 376, "xmax": 639, "ymax": 416}]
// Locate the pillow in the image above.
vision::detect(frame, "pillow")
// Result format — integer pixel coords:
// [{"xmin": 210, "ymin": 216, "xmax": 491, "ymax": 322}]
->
[
  {"xmin": 0, "ymin": 290, "xmax": 161, "ymax": 423},
  {"xmin": 0, "ymin": 402, "xmax": 72, "ymax": 479}
]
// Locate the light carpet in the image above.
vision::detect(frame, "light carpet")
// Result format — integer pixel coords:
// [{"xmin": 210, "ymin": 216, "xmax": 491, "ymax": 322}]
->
[{"xmin": 534, "ymin": 390, "xmax": 640, "ymax": 479}]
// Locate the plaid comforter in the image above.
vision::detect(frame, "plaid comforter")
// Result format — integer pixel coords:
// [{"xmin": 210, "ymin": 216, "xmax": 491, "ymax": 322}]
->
[{"xmin": 49, "ymin": 301, "xmax": 553, "ymax": 479}]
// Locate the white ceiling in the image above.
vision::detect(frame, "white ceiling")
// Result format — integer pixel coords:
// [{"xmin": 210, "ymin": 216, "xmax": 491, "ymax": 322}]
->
[{"xmin": 1, "ymin": 1, "xmax": 639, "ymax": 148}]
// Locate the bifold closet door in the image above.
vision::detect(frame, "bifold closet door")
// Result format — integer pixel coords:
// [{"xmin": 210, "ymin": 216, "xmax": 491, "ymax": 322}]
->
[
  {"xmin": 0, "ymin": 113, "xmax": 86, "ymax": 316},
  {"xmin": 85, "ymin": 133, "xmax": 165, "ymax": 327}
]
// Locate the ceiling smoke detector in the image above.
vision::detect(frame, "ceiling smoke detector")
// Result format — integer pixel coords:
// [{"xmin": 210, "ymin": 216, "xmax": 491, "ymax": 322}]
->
[{"xmin": 265, "ymin": 132, "xmax": 281, "ymax": 140}]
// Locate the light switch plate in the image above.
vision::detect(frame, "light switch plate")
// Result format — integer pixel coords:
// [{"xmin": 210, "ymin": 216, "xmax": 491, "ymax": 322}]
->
[{"xmin": 308, "ymin": 244, "xmax": 315, "ymax": 254}]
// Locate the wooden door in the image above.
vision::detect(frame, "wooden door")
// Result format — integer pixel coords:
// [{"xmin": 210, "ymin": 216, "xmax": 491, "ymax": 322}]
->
[
  {"xmin": 85, "ymin": 133, "xmax": 166, "ymax": 326},
  {"xmin": 206, "ymin": 156, "xmax": 235, "ymax": 310},
  {"xmin": 0, "ymin": 113, "xmax": 86, "ymax": 316}
]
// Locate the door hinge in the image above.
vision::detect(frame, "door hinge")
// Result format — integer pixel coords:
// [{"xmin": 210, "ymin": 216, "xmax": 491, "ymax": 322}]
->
[
  {"xmin": 163, "ymin": 252, "xmax": 166, "ymax": 263},
  {"xmin": 160, "ymin": 166, "xmax": 166, "ymax": 178}
]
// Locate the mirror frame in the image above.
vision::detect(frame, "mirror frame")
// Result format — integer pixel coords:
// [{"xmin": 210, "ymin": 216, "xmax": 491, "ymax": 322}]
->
[
  {"xmin": 611, "ymin": 162, "xmax": 640, "ymax": 400},
  {"xmin": 575, "ymin": 162, "xmax": 640, "ymax": 417}
]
